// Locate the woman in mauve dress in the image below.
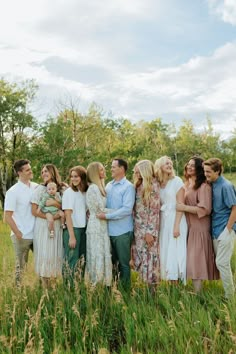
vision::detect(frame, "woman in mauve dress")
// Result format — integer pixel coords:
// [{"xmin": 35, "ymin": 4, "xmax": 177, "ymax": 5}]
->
[{"xmin": 177, "ymin": 156, "xmax": 219, "ymax": 292}]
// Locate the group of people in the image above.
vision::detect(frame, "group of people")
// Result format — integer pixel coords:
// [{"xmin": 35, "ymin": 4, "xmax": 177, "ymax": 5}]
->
[{"xmin": 4, "ymin": 156, "xmax": 236, "ymax": 298}]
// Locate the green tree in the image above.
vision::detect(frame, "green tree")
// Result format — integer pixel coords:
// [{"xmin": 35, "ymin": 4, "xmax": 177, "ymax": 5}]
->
[
  {"xmin": 174, "ymin": 120, "xmax": 202, "ymax": 174},
  {"xmin": 0, "ymin": 79, "xmax": 37, "ymax": 206}
]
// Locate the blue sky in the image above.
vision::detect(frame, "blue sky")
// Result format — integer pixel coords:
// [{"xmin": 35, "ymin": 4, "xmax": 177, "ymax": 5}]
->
[{"xmin": 0, "ymin": 0, "xmax": 236, "ymax": 137}]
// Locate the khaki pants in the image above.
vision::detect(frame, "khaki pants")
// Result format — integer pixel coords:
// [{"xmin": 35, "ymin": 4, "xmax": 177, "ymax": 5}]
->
[
  {"xmin": 11, "ymin": 235, "xmax": 33, "ymax": 284},
  {"xmin": 213, "ymin": 228, "xmax": 235, "ymax": 298}
]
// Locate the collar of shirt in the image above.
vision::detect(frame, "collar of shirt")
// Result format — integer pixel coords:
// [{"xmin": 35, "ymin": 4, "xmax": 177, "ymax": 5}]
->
[
  {"xmin": 18, "ymin": 180, "xmax": 32, "ymax": 189},
  {"xmin": 212, "ymin": 176, "xmax": 223, "ymax": 186},
  {"xmin": 111, "ymin": 177, "xmax": 127, "ymax": 185}
]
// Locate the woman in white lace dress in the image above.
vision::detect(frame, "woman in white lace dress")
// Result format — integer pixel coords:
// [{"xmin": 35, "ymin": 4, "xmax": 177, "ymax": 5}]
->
[
  {"xmin": 154, "ymin": 156, "xmax": 188, "ymax": 284},
  {"xmin": 86, "ymin": 162, "xmax": 112, "ymax": 286},
  {"xmin": 31, "ymin": 164, "xmax": 65, "ymax": 287}
]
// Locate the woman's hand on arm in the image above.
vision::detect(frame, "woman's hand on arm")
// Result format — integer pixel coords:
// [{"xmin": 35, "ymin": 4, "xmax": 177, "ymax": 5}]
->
[
  {"xmin": 145, "ymin": 233, "xmax": 155, "ymax": 248},
  {"xmin": 176, "ymin": 203, "xmax": 198, "ymax": 214}
]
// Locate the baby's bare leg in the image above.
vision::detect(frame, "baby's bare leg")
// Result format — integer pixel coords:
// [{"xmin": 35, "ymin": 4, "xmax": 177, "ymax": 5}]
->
[
  {"xmin": 46, "ymin": 213, "xmax": 54, "ymax": 232},
  {"xmin": 57, "ymin": 210, "xmax": 66, "ymax": 228}
]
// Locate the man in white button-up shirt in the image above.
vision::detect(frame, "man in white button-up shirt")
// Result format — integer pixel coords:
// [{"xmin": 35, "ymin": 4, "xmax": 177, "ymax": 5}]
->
[{"xmin": 4, "ymin": 159, "xmax": 38, "ymax": 284}]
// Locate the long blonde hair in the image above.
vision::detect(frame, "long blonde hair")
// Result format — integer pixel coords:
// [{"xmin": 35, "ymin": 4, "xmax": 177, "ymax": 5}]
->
[
  {"xmin": 154, "ymin": 156, "xmax": 175, "ymax": 184},
  {"xmin": 134, "ymin": 160, "xmax": 155, "ymax": 205},
  {"xmin": 87, "ymin": 162, "xmax": 106, "ymax": 197}
]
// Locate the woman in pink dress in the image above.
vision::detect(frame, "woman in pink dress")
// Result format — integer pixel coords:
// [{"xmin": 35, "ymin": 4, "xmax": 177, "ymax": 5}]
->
[
  {"xmin": 131, "ymin": 160, "xmax": 160, "ymax": 287},
  {"xmin": 177, "ymin": 156, "xmax": 219, "ymax": 292}
]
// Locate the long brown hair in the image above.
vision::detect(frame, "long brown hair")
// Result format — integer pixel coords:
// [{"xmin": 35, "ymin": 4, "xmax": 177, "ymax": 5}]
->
[
  {"xmin": 69, "ymin": 166, "xmax": 88, "ymax": 192},
  {"xmin": 186, "ymin": 156, "xmax": 206, "ymax": 190},
  {"xmin": 42, "ymin": 164, "xmax": 62, "ymax": 191}
]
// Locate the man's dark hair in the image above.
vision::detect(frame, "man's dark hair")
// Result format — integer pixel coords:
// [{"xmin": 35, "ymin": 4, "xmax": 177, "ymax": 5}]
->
[
  {"xmin": 14, "ymin": 159, "xmax": 30, "ymax": 175},
  {"xmin": 114, "ymin": 158, "xmax": 128, "ymax": 173}
]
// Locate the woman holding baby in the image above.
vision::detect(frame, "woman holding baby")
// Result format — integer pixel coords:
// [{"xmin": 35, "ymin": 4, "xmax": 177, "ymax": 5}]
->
[{"xmin": 31, "ymin": 164, "xmax": 66, "ymax": 287}]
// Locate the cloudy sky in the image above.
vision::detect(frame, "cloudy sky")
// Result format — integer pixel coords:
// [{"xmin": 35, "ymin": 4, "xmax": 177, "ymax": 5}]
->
[{"xmin": 1, "ymin": 0, "xmax": 236, "ymax": 136}]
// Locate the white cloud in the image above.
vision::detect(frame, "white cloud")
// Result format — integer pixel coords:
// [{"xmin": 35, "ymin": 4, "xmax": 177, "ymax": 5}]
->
[
  {"xmin": 208, "ymin": 0, "xmax": 236, "ymax": 25},
  {"xmin": 1, "ymin": 40, "xmax": 236, "ymax": 134},
  {"xmin": 0, "ymin": 1, "xmax": 236, "ymax": 136}
]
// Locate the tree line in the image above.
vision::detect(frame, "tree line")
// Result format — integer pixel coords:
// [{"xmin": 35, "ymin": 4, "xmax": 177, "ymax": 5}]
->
[{"xmin": 0, "ymin": 78, "xmax": 235, "ymax": 207}]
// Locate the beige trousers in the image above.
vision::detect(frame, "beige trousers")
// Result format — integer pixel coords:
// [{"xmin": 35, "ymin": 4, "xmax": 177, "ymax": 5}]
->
[
  {"xmin": 213, "ymin": 228, "xmax": 235, "ymax": 298},
  {"xmin": 11, "ymin": 235, "xmax": 33, "ymax": 284}
]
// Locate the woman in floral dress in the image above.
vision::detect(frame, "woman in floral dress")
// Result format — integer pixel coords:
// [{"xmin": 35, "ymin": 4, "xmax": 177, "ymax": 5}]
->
[{"xmin": 132, "ymin": 160, "xmax": 160, "ymax": 286}]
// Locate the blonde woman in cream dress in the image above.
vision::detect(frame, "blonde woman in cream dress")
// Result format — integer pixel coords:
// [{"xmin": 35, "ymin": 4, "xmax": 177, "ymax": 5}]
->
[{"xmin": 155, "ymin": 156, "xmax": 187, "ymax": 284}]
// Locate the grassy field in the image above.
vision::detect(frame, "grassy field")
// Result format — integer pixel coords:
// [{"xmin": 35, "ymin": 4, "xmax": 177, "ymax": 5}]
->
[
  {"xmin": 225, "ymin": 173, "xmax": 236, "ymax": 186},
  {"xmin": 0, "ymin": 173, "xmax": 236, "ymax": 353}
]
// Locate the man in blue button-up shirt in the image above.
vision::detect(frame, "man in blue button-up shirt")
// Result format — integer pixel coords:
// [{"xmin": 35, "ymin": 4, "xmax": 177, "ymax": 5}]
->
[
  {"xmin": 204, "ymin": 158, "xmax": 236, "ymax": 298},
  {"xmin": 97, "ymin": 158, "xmax": 135, "ymax": 287}
]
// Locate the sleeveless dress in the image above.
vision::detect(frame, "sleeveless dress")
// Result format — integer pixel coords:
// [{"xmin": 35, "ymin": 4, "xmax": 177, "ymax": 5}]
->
[
  {"xmin": 159, "ymin": 176, "xmax": 188, "ymax": 283},
  {"xmin": 86, "ymin": 184, "xmax": 112, "ymax": 286},
  {"xmin": 32, "ymin": 185, "xmax": 63, "ymax": 277}
]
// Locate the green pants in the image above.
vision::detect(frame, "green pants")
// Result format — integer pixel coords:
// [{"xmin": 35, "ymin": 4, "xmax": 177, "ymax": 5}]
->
[
  {"xmin": 110, "ymin": 231, "xmax": 133, "ymax": 287},
  {"xmin": 62, "ymin": 227, "xmax": 86, "ymax": 286}
]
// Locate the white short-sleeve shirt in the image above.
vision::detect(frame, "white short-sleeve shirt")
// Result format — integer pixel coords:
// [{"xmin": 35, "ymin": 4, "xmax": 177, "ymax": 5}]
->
[
  {"xmin": 62, "ymin": 187, "xmax": 86, "ymax": 228},
  {"xmin": 4, "ymin": 180, "xmax": 38, "ymax": 239}
]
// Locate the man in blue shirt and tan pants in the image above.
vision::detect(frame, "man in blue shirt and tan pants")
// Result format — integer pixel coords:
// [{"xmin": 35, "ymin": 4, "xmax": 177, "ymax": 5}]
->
[
  {"xmin": 204, "ymin": 158, "xmax": 236, "ymax": 299},
  {"xmin": 97, "ymin": 158, "xmax": 135, "ymax": 289}
]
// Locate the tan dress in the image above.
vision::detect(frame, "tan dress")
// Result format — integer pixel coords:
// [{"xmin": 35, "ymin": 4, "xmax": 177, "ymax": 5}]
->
[{"xmin": 184, "ymin": 182, "xmax": 219, "ymax": 280}]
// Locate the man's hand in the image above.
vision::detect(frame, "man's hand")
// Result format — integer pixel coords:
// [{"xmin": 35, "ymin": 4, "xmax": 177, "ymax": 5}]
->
[
  {"xmin": 15, "ymin": 231, "xmax": 23, "ymax": 240},
  {"xmin": 96, "ymin": 212, "xmax": 106, "ymax": 220}
]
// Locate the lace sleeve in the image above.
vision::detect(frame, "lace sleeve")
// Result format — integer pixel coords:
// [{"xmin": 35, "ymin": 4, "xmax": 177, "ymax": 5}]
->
[{"xmin": 86, "ymin": 184, "xmax": 105, "ymax": 213}]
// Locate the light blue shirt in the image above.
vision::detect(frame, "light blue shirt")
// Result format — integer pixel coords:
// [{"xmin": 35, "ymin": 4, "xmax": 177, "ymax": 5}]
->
[
  {"xmin": 212, "ymin": 176, "xmax": 236, "ymax": 239},
  {"xmin": 105, "ymin": 177, "xmax": 135, "ymax": 236}
]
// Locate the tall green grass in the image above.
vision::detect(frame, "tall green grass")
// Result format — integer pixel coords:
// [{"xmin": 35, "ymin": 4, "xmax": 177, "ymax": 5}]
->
[{"xmin": 1, "ymin": 217, "xmax": 236, "ymax": 353}]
